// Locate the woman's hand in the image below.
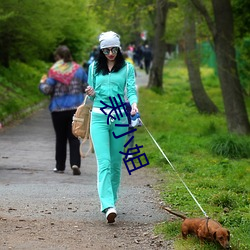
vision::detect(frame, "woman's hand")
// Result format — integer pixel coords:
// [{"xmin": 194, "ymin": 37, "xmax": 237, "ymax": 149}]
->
[
  {"xmin": 40, "ymin": 74, "xmax": 47, "ymax": 83},
  {"xmin": 131, "ymin": 103, "xmax": 138, "ymax": 116},
  {"xmin": 85, "ymin": 86, "xmax": 96, "ymax": 97}
]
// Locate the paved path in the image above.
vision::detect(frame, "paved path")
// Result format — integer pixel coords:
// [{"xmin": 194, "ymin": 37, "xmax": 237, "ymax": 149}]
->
[
  {"xmin": 0, "ymin": 106, "xmax": 164, "ymax": 224},
  {"xmin": 135, "ymin": 68, "xmax": 149, "ymax": 88},
  {"xmin": 0, "ymin": 70, "xmax": 172, "ymax": 249}
]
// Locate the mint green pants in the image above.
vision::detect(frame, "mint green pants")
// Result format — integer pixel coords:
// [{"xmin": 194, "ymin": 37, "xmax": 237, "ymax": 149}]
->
[{"xmin": 90, "ymin": 111, "xmax": 128, "ymax": 212}]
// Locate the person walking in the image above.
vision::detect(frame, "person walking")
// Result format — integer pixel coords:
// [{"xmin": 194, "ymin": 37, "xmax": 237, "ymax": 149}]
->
[
  {"xmin": 39, "ymin": 45, "xmax": 88, "ymax": 175},
  {"xmin": 143, "ymin": 44, "xmax": 152, "ymax": 74},
  {"xmin": 85, "ymin": 31, "xmax": 138, "ymax": 223}
]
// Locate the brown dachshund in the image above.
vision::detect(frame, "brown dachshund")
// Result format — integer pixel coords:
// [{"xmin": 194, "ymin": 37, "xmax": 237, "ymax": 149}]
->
[{"xmin": 162, "ymin": 207, "xmax": 231, "ymax": 249}]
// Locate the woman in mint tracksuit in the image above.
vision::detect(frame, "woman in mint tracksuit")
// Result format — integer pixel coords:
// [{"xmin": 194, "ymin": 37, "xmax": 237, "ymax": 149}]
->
[{"xmin": 86, "ymin": 31, "xmax": 138, "ymax": 223}]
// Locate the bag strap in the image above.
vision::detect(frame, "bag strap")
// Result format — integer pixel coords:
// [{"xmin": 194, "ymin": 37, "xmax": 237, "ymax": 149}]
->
[
  {"xmin": 83, "ymin": 94, "xmax": 88, "ymax": 105},
  {"xmin": 79, "ymin": 138, "xmax": 94, "ymax": 158},
  {"xmin": 79, "ymin": 96, "xmax": 93, "ymax": 158},
  {"xmin": 79, "ymin": 111, "xmax": 94, "ymax": 158},
  {"xmin": 79, "ymin": 137, "xmax": 94, "ymax": 158}
]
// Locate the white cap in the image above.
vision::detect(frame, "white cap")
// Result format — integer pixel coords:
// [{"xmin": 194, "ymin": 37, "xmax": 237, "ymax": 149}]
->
[{"xmin": 99, "ymin": 31, "xmax": 121, "ymax": 49}]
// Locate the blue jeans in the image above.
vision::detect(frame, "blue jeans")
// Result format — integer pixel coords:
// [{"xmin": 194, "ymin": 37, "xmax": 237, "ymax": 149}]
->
[{"xmin": 90, "ymin": 111, "xmax": 128, "ymax": 212}]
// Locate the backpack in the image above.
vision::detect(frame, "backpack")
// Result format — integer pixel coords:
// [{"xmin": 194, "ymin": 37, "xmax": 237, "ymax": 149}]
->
[{"xmin": 72, "ymin": 95, "xmax": 93, "ymax": 158}]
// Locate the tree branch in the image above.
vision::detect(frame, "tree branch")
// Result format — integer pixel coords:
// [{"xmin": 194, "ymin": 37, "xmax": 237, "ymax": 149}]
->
[{"xmin": 190, "ymin": 0, "xmax": 216, "ymax": 37}]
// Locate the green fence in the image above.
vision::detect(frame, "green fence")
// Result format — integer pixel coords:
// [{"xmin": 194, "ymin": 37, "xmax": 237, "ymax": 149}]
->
[
  {"xmin": 198, "ymin": 41, "xmax": 217, "ymax": 74},
  {"xmin": 198, "ymin": 39, "xmax": 250, "ymax": 95}
]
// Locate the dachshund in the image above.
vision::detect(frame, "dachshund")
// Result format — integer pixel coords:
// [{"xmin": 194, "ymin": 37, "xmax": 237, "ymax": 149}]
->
[{"xmin": 162, "ymin": 206, "xmax": 231, "ymax": 249}]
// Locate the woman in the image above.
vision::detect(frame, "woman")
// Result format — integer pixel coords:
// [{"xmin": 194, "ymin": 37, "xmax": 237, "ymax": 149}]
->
[
  {"xmin": 85, "ymin": 31, "xmax": 138, "ymax": 223},
  {"xmin": 39, "ymin": 45, "xmax": 88, "ymax": 175}
]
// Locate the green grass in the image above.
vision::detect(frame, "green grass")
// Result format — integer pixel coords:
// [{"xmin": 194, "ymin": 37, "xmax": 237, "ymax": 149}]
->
[{"xmin": 136, "ymin": 58, "xmax": 250, "ymax": 250}]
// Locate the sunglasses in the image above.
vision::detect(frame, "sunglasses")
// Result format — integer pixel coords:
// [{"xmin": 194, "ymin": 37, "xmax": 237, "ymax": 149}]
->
[{"xmin": 102, "ymin": 47, "xmax": 119, "ymax": 55}]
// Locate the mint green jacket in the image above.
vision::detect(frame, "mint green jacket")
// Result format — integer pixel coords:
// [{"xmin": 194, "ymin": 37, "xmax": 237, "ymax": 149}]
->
[{"xmin": 87, "ymin": 62, "xmax": 138, "ymax": 108}]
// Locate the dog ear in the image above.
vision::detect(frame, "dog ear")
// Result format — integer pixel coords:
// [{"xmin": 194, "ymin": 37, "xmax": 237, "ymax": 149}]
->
[
  {"xmin": 213, "ymin": 231, "xmax": 217, "ymax": 240},
  {"xmin": 227, "ymin": 230, "xmax": 230, "ymax": 240}
]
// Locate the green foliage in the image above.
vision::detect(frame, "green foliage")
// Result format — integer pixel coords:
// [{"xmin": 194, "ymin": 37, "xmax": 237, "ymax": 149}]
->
[
  {"xmin": 165, "ymin": 0, "xmax": 213, "ymax": 45},
  {"xmin": 0, "ymin": 0, "xmax": 100, "ymax": 66},
  {"xmin": 136, "ymin": 58, "xmax": 250, "ymax": 249},
  {"xmin": 165, "ymin": 2, "xmax": 184, "ymax": 44},
  {"xmin": 210, "ymin": 134, "xmax": 250, "ymax": 159},
  {"xmin": 232, "ymin": 0, "xmax": 250, "ymax": 39},
  {"xmin": 92, "ymin": 0, "xmax": 156, "ymax": 45},
  {"xmin": 236, "ymin": 37, "xmax": 250, "ymax": 95}
]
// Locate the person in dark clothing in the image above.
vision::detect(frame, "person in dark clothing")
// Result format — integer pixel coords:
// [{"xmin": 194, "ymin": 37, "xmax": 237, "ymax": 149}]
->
[
  {"xmin": 39, "ymin": 45, "xmax": 88, "ymax": 175},
  {"xmin": 143, "ymin": 44, "xmax": 152, "ymax": 74},
  {"xmin": 134, "ymin": 45, "xmax": 144, "ymax": 69}
]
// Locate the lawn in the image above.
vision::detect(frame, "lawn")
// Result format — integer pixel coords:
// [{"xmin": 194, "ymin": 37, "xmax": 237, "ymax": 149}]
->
[{"xmin": 136, "ymin": 58, "xmax": 250, "ymax": 250}]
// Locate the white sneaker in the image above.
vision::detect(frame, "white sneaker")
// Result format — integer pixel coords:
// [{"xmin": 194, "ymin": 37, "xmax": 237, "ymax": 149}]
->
[
  {"xmin": 105, "ymin": 207, "xmax": 117, "ymax": 223},
  {"xmin": 53, "ymin": 168, "xmax": 64, "ymax": 173}
]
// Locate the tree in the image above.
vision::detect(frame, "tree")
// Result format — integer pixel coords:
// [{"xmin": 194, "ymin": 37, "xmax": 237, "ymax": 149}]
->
[
  {"xmin": 0, "ymin": 0, "xmax": 98, "ymax": 66},
  {"xmin": 184, "ymin": 1, "xmax": 218, "ymax": 114},
  {"xmin": 148, "ymin": 0, "xmax": 177, "ymax": 89},
  {"xmin": 191, "ymin": 0, "xmax": 250, "ymax": 134}
]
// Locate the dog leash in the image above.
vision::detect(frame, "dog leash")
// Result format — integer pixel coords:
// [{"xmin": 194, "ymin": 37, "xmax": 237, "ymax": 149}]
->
[{"xmin": 139, "ymin": 118, "xmax": 209, "ymax": 218}]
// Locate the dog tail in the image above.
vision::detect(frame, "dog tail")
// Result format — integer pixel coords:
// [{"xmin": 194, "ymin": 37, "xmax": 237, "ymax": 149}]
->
[{"xmin": 162, "ymin": 206, "xmax": 187, "ymax": 220}]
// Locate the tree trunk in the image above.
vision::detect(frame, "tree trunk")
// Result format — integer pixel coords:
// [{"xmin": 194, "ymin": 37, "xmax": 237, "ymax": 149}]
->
[
  {"xmin": 191, "ymin": 0, "xmax": 250, "ymax": 134},
  {"xmin": 147, "ymin": 0, "xmax": 169, "ymax": 89},
  {"xmin": 212, "ymin": 0, "xmax": 250, "ymax": 134},
  {"xmin": 184, "ymin": 4, "xmax": 218, "ymax": 114}
]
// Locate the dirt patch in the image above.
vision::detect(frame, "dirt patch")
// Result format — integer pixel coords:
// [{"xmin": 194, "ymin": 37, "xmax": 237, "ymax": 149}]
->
[{"xmin": 0, "ymin": 215, "xmax": 174, "ymax": 250}]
